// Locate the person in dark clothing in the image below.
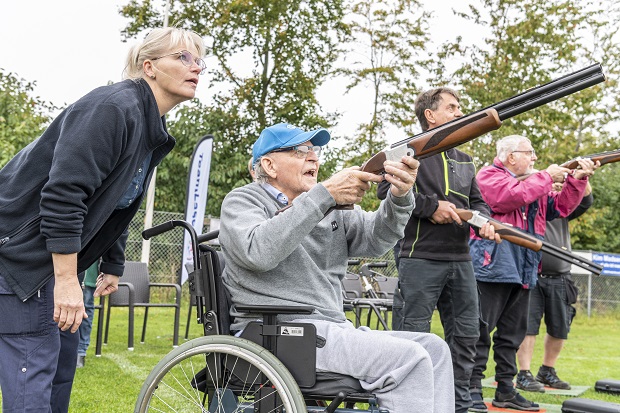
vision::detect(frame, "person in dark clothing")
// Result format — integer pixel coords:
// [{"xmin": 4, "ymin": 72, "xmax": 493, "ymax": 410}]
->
[
  {"xmin": 377, "ymin": 87, "xmax": 499, "ymax": 413},
  {"xmin": 516, "ymin": 180, "xmax": 596, "ymax": 392},
  {"xmin": 0, "ymin": 27, "xmax": 206, "ymax": 412}
]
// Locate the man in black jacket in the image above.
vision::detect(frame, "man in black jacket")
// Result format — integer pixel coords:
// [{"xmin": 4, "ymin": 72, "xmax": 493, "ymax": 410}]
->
[{"xmin": 377, "ymin": 87, "xmax": 498, "ymax": 413}]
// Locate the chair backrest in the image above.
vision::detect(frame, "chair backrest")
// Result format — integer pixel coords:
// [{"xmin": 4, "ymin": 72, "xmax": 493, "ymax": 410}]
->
[
  {"xmin": 109, "ymin": 261, "xmax": 151, "ymax": 305},
  {"xmin": 375, "ymin": 276, "xmax": 399, "ymax": 299},
  {"xmin": 341, "ymin": 272, "xmax": 363, "ymax": 299}
]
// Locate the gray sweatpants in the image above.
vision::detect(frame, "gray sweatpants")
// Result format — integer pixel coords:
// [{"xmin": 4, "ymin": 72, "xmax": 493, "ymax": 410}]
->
[{"xmin": 299, "ymin": 319, "xmax": 455, "ymax": 412}]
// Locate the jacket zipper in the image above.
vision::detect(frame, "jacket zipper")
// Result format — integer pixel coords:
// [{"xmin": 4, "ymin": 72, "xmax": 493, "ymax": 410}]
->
[{"xmin": 0, "ymin": 216, "xmax": 42, "ymax": 247}]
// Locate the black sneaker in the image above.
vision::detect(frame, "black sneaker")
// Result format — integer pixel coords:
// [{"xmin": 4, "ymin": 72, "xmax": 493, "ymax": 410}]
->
[
  {"xmin": 492, "ymin": 390, "xmax": 540, "ymax": 411},
  {"xmin": 536, "ymin": 366, "xmax": 571, "ymax": 389},
  {"xmin": 516, "ymin": 370, "xmax": 546, "ymax": 393},
  {"xmin": 469, "ymin": 389, "xmax": 488, "ymax": 413}
]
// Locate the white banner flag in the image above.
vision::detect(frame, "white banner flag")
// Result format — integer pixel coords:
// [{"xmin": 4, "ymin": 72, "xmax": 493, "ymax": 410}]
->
[{"xmin": 181, "ymin": 135, "xmax": 214, "ymax": 284}]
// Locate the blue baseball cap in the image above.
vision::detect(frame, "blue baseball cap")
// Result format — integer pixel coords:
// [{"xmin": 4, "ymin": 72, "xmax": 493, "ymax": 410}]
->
[{"xmin": 252, "ymin": 123, "xmax": 331, "ymax": 165}]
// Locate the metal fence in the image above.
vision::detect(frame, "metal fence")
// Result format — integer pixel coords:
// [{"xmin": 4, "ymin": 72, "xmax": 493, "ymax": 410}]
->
[
  {"xmin": 128, "ymin": 210, "xmax": 620, "ymax": 316},
  {"xmin": 573, "ymin": 273, "xmax": 620, "ymax": 316}
]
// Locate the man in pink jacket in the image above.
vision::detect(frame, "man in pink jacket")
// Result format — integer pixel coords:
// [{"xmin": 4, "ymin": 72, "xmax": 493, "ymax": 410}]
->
[{"xmin": 467, "ymin": 135, "xmax": 595, "ymax": 412}]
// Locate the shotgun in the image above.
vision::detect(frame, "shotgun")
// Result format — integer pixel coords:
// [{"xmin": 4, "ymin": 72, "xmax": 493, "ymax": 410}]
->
[
  {"xmin": 516, "ymin": 148, "xmax": 620, "ymax": 181},
  {"xmin": 361, "ymin": 63, "xmax": 606, "ymax": 174},
  {"xmin": 455, "ymin": 209, "xmax": 603, "ymax": 275},
  {"xmin": 561, "ymin": 148, "xmax": 620, "ymax": 169}
]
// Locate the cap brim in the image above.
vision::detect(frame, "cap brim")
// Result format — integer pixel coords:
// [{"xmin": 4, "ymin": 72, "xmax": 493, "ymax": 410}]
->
[{"xmin": 283, "ymin": 128, "xmax": 331, "ymax": 148}]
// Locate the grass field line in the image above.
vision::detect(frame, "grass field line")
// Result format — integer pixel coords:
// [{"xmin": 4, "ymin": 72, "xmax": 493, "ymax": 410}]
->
[{"xmin": 105, "ymin": 352, "xmax": 153, "ymax": 380}]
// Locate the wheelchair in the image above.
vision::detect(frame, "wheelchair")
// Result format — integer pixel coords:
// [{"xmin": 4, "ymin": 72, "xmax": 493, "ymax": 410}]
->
[{"xmin": 134, "ymin": 220, "xmax": 389, "ymax": 413}]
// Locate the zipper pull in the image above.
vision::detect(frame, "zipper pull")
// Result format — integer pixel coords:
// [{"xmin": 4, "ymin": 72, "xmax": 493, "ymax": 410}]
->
[{"xmin": 0, "ymin": 237, "xmax": 8, "ymax": 246}]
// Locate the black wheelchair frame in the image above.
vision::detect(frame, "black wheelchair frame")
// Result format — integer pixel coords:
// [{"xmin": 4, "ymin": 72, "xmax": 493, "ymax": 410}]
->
[{"xmin": 134, "ymin": 220, "xmax": 389, "ymax": 413}]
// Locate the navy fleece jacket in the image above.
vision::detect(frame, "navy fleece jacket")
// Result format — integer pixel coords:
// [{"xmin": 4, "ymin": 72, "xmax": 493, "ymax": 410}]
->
[{"xmin": 0, "ymin": 79, "xmax": 174, "ymax": 300}]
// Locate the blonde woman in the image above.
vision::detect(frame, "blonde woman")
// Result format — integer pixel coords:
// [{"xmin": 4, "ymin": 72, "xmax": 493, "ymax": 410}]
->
[{"xmin": 0, "ymin": 27, "xmax": 206, "ymax": 412}]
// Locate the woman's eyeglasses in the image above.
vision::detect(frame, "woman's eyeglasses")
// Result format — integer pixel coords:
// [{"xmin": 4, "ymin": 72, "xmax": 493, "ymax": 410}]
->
[{"xmin": 152, "ymin": 50, "xmax": 207, "ymax": 75}]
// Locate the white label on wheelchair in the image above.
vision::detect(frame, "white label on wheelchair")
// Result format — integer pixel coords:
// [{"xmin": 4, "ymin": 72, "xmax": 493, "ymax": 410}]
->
[{"xmin": 280, "ymin": 326, "xmax": 304, "ymax": 336}]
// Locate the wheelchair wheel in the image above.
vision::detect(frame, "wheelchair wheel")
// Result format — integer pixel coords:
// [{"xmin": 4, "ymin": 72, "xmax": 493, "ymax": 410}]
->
[{"xmin": 135, "ymin": 335, "xmax": 306, "ymax": 413}]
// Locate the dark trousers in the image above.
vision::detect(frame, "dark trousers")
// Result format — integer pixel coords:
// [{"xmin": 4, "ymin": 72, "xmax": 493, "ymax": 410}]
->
[
  {"xmin": 471, "ymin": 281, "xmax": 530, "ymax": 391},
  {"xmin": 0, "ymin": 274, "xmax": 79, "ymax": 413},
  {"xmin": 394, "ymin": 258, "xmax": 480, "ymax": 413}
]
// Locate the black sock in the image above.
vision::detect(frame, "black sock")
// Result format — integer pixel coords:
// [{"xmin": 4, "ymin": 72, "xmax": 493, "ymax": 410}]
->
[{"xmin": 497, "ymin": 382, "xmax": 514, "ymax": 393}]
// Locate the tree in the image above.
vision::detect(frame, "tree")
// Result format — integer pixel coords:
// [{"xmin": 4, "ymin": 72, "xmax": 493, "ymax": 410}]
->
[
  {"xmin": 336, "ymin": 0, "xmax": 430, "ymax": 210},
  {"xmin": 0, "ymin": 70, "xmax": 54, "ymax": 168},
  {"xmin": 431, "ymin": 0, "xmax": 620, "ymax": 252},
  {"xmin": 120, "ymin": 0, "xmax": 348, "ymax": 214},
  {"xmin": 431, "ymin": 0, "xmax": 587, "ymax": 166}
]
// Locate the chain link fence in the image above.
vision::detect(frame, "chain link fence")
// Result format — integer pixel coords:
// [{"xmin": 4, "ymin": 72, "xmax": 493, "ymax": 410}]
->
[
  {"xmin": 573, "ymin": 273, "xmax": 620, "ymax": 316},
  {"xmin": 127, "ymin": 210, "xmax": 620, "ymax": 316}
]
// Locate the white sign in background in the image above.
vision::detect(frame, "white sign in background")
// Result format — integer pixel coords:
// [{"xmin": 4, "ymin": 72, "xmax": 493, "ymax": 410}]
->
[{"xmin": 181, "ymin": 135, "xmax": 214, "ymax": 284}]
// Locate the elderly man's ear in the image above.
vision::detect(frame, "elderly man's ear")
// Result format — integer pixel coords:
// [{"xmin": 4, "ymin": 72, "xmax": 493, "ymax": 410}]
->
[{"xmin": 260, "ymin": 157, "xmax": 278, "ymax": 179}]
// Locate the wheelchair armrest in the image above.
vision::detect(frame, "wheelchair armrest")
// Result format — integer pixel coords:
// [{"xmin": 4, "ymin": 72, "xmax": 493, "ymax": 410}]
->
[{"xmin": 235, "ymin": 304, "xmax": 314, "ymax": 315}]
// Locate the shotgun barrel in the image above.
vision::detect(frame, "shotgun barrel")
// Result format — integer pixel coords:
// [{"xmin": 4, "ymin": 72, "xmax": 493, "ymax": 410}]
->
[
  {"xmin": 457, "ymin": 209, "xmax": 603, "ymax": 275},
  {"xmin": 383, "ymin": 63, "xmax": 606, "ymax": 161}
]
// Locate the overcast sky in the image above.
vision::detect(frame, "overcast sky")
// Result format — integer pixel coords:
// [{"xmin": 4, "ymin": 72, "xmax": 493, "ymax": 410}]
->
[{"xmin": 0, "ymin": 0, "xmax": 485, "ymax": 143}]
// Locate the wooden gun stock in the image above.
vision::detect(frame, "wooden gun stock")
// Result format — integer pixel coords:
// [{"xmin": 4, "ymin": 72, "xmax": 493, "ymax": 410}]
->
[
  {"xmin": 456, "ymin": 209, "xmax": 544, "ymax": 251},
  {"xmin": 561, "ymin": 149, "xmax": 620, "ymax": 169},
  {"xmin": 456, "ymin": 209, "xmax": 604, "ymax": 275},
  {"xmin": 361, "ymin": 109, "xmax": 501, "ymax": 174}
]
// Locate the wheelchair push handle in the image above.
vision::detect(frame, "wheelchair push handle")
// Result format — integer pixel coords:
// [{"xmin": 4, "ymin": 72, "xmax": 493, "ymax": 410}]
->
[
  {"xmin": 197, "ymin": 229, "xmax": 219, "ymax": 244},
  {"xmin": 142, "ymin": 220, "xmax": 196, "ymax": 240},
  {"xmin": 142, "ymin": 220, "xmax": 201, "ymax": 270}
]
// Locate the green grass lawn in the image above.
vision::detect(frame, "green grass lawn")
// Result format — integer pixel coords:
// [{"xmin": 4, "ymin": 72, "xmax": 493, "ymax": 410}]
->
[{"xmin": 1, "ymin": 298, "xmax": 619, "ymax": 411}]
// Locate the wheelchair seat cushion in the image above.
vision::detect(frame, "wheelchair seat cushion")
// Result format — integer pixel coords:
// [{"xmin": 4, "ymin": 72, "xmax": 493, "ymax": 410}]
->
[{"xmin": 302, "ymin": 370, "xmax": 365, "ymax": 397}]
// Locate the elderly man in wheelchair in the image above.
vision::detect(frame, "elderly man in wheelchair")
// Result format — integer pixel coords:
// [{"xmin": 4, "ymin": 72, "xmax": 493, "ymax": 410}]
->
[{"xmin": 218, "ymin": 123, "xmax": 455, "ymax": 412}]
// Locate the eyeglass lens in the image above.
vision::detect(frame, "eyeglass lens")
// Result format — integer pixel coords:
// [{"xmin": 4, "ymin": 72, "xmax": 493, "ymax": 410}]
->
[
  {"xmin": 179, "ymin": 51, "xmax": 207, "ymax": 74},
  {"xmin": 295, "ymin": 145, "xmax": 321, "ymax": 157}
]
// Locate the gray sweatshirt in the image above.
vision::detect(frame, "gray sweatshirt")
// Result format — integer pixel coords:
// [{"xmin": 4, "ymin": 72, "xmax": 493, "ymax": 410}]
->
[{"xmin": 219, "ymin": 182, "xmax": 414, "ymax": 331}]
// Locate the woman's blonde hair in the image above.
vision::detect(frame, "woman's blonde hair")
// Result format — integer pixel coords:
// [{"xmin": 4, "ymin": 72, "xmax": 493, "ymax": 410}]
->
[{"xmin": 123, "ymin": 27, "xmax": 206, "ymax": 80}]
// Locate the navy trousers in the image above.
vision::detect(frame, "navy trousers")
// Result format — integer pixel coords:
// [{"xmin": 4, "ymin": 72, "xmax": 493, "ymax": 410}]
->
[{"xmin": 0, "ymin": 273, "xmax": 79, "ymax": 413}]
